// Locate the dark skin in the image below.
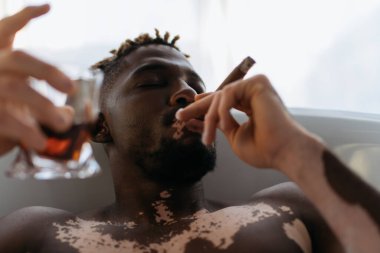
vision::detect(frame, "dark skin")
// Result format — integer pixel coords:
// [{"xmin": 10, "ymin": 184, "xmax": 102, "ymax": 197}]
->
[
  {"xmin": 0, "ymin": 44, "xmax": 343, "ymax": 253},
  {"xmin": 3, "ymin": 5, "xmax": 380, "ymax": 252}
]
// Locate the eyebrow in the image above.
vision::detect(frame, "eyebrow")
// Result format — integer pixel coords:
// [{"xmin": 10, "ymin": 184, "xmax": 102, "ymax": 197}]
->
[{"xmin": 130, "ymin": 62, "xmax": 206, "ymax": 89}]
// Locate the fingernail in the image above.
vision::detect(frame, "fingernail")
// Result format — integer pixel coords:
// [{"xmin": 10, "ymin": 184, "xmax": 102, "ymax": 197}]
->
[{"xmin": 175, "ymin": 108, "xmax": 183, "ymax": 119}]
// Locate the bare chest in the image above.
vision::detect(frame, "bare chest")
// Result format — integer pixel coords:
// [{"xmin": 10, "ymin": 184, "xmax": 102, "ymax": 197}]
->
[{"xmin": 38, "ymin": 204, "xmax": 310, "ymax": 253}]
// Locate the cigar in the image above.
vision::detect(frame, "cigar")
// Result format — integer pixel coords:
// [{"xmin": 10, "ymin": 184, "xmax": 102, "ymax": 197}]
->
[{"xmin": 216, "ymin": 56, "xmax": 255, "ymax": 91}]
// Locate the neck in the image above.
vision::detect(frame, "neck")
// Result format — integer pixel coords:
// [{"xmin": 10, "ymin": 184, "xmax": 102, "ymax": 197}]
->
[{"xmin": 107, "ymin": 151, "xmax": 208, "ymax": 225}]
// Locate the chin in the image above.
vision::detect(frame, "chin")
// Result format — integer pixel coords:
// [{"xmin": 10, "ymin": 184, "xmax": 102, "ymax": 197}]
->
[
  {"xmin": 178, "ymin": 133, "xmax": 203, "ymax": 145},
  {"xmin": 135, "ymin": 136, "xmax": 217, "ymax": 186}
]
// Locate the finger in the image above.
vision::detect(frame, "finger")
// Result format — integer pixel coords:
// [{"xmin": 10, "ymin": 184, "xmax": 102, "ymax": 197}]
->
[
  {"xmin": 0, "ymin": 50, "xmax": 75, "ymax": 93},
  {"xmin": 203, "ymin": 93, "xmax": 221, "ymax": 145},
  {"xmin": 176, "ymin": 93, "xmax": 215, "ymax": 121},
  {"xmin": 195, "ymin": 92, "xmax": 212, "ymax": 101},
  {"xmin": 248, "ymin": 81, "xmax": 287, "ymax": 124},
  {"xmin": 253, "ymin": 93, "xmax": 291, "ymax": 141},
  {"xmin": 0, "ymin": 138, "xmax": 17, "ymax": 155},
  {"xmin": 0, "ymin": 105, "xmax": 46, "ymax": 151},
  {"xmin": 0, "ymin": 75, "xmax": 73, "ymax": 131},
  {"xmin": 53, "ymin": 106, "xmax": 74, "ymax": 131},
  {"xmin": 218, "ymin": 87, "xmax": 240, "ymax": 135},
  {"xmin": 0, "ymin": 5, "xmax": 50, "ymax": 38},
  {"xmin": 59, "ymin": 105, "xmax": 75, "ymax": 119},
  {"xmin": 185, "ymin": 119, "xmax": 204, "ymax": 134}
]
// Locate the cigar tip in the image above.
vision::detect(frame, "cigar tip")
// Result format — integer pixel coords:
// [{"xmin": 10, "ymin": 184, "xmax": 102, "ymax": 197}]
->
[
  {"xmin": 239, "ymin": 56, "xmax": 256, "ymax": 73},
  {"xmin": 245, "ymin": 56, "xmax": 256, "ymax": 64}
]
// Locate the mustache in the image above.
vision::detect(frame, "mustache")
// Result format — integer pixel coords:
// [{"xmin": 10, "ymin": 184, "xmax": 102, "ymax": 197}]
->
[
  {"xmin": 162, "ymin": 107, "xmax": 182, "ymax": 127},
  {"xmin": 162, "ymin": 108, "xmax": 205, "ymax": 136},
  {"xmin": 162, "ymin": 106, "xmax": 205, "ymax": 128}
]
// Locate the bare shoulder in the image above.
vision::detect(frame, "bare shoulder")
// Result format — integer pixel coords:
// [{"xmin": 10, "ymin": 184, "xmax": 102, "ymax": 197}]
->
[
  {"xmin": 250, "ymin": 182, "xmax": 343, "ymax": 253},
  {"xmin": 0, "ymin": 205, "xmax": 74, "ymax": 228},
  {"xmin": 251, "ymin": 182, "xmax": 311, "ymax": 212},
  {"xmin": 253, "ymin": 182, "xmax": 304, "ymax": 199},
  {"xmin": 0, "ymin": 206, "xmax": 75, "ymax": 253}
]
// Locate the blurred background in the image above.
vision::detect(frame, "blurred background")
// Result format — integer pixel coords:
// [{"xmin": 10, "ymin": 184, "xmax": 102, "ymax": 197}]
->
[
  {"xmin": 1, "ymin": 0, "xmax": 380, "ymax": 113},
  {"xmin": 1, "ymin": 0, "xmax": 380, "ymax": 216}
]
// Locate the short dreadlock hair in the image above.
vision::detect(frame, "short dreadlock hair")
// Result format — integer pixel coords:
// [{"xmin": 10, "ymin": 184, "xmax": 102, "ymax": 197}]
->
[{"xmin": 92, "ymin": 29, "xmax": 189, "ymax": 112}]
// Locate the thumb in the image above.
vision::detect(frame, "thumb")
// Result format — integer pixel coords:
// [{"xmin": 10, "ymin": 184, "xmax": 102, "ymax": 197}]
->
[{"xmin": 0, "ymin": 4, "xmax": 50, "ymax": 49}]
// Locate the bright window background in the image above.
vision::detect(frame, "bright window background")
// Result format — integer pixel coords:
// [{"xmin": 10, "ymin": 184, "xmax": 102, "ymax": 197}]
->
[{"xmin": 1, "ymin": 0, "xmax": 380, "ymax": 113}]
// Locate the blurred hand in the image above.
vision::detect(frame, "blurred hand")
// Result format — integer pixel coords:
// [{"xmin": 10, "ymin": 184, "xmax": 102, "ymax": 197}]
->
[
  {"xmin": 0, "ymin": 5, "xmax": 75, "ymax": 155},
  {"xmin": 176, "ymin": 75, "xmax": 318, "ymax": 170}
]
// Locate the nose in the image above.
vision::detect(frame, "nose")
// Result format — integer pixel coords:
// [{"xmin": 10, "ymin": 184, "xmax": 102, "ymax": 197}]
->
[{"xmin": 169, "ymin": 80, "xmax": 197, "ymax": 107}]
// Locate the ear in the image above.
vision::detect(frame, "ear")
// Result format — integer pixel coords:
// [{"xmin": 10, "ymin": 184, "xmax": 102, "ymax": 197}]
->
[{"xmin": 92, "ymin": 113, "xmax": 113, "ymax": 143}]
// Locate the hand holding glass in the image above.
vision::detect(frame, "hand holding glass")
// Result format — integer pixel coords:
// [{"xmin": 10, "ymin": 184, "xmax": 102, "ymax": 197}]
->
[{"xmin": 6, "ymin": 69, "xmax": 103, "ymax": 180}]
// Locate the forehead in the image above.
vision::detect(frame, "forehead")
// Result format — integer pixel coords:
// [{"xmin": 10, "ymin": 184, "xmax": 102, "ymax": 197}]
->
[{"xmin": 122, "ymin": 44, "xmax": 194, "ymax": 75}]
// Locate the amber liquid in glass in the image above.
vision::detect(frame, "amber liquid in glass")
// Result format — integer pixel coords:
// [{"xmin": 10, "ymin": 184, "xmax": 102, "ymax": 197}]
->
[{"xmin": 38, "ymin": 123, "xmax": 94, "ymax": 161}]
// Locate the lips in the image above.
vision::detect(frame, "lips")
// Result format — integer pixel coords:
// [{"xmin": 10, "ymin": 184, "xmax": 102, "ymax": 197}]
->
[
  {"xmin": 171, "ymin": 119, "xmax": 204, "ymax": 141},
  {"xmin": 165, "ymin": 108, "xmax": 204, "ymax": 140}
]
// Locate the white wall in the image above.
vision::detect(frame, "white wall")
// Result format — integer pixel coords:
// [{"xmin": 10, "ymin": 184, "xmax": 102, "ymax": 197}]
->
[{"xmin": 2, "ymin": 0, "xmax": 380, "ymax": 113}]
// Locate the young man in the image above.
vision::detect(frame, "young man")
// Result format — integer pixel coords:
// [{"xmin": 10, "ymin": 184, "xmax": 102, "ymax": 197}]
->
[{"xmin": 0, "ymin": 5, "xmax": 379, "ymax": 253}]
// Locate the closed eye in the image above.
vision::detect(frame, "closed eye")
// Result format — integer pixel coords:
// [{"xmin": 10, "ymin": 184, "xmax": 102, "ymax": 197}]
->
[{"xmin": 137, "ymin": 82, "xmax": 166, "ymax": 88}]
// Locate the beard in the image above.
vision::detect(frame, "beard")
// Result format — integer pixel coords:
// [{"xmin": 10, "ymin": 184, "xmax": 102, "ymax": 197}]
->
[{"xmin": 134, "ymin": 136, "xmax": 216, "ymax": 186}]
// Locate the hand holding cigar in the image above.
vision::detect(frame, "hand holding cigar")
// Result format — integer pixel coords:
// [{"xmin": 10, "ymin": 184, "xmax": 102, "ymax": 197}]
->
[
  {"xmin": 183, "ymin": 56, "xmax": 255, "ymax": 133},
  {"xmin": 177, "ymin": 56, "xmax": 258, "ymax": 142}
]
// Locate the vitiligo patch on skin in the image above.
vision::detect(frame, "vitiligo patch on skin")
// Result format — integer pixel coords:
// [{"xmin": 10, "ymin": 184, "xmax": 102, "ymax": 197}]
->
[
  {"xmin": 280, "ymin": 205, "xmax": 294, "ymax": 215},
  {"xmin": 283, "ymin": 219, "xmax": 312, "ymax": 253},
  {"xmin": 160, "ymin": 190, "xmax": 171, "ymax": 199},
  {"xmin": 53, "ymin": 203, "xmax": 295, "ymax": 253},
  {"xmin": 172, "ymin": 120, "xmax": 185, "ymax": 139},
  {"xmin": 152, "ymin": 199, "xmax": 176, "ymax": 225},
  {"xmin": 151, "ymin": 190, "xmax": 175, "ymax": 225}
]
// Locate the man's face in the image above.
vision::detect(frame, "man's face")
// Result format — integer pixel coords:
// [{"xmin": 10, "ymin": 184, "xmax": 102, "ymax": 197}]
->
[{"xmin": 104, "ymin": 44, "xmax": 216, "ymax": 185}]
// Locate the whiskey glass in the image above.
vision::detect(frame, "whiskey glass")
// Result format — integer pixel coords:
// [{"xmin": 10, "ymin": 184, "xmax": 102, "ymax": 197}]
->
[{"xmin": 6, "ymin": 69, "xmax": 103, "ymax": 180}]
